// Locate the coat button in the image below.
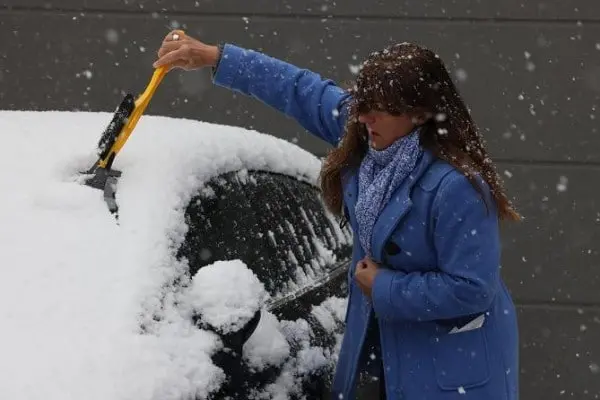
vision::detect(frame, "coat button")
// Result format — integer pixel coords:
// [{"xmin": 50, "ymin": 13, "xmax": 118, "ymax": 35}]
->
[{"xmin": 384, "ymin": 240, "xmax": 401, "ymax": 255}]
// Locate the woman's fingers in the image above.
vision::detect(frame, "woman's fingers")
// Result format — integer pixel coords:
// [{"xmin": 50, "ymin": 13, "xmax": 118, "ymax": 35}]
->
[
  {"xmin": 355, "ymin": 260, "xmax": 366, "ymax": 272},
  {"xmin": 153, "ymin": 47, "xmax": 184, "ymax": 69},
  {"xmin": 163, "ymin": 29, "xmax": 186, "ymax": 43},
  {"xmin": 157, "ymin": 40, "xmax": 182, "ymax": 59},
  {"xmin": 154, "ymin": 30, "xmax": 219, "ymax": 70},
  {"xmin": 154, "ymin": 30, "xmax": 190, "ymax": 69}
]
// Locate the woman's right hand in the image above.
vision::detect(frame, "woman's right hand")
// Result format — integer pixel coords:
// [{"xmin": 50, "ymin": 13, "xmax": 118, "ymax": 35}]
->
[{"xmin": 153, "ymin": 30, "xmax": 220, "ymax": 71}]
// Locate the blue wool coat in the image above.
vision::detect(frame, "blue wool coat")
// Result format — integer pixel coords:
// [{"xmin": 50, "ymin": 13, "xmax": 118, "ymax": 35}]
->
[{"xmin": 213, "ymin": 43, "xmax": 519, "ymax": 400}]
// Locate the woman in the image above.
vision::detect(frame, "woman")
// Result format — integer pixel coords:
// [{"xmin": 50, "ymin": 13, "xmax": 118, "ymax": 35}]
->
[{"xmin": 154, "ymin": 31, "xmax": 520, "ymax": 400}]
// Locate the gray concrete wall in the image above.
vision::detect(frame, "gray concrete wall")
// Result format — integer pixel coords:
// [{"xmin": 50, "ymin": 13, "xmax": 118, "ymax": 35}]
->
[{"xmin": 1, "ymin": 1, "xmax": 599, "ymax": 398}]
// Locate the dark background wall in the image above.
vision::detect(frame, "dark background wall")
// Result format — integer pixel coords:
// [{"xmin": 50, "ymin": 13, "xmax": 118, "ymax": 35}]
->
[{"xmin": 1, "ymin": 1, "xmax": 599, "ymax": 398}]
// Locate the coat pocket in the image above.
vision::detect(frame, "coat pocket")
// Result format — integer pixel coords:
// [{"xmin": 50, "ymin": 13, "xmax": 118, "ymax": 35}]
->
[{"xmin": 433, "ymin": 327, "xmax": 491, "ymax": 390}]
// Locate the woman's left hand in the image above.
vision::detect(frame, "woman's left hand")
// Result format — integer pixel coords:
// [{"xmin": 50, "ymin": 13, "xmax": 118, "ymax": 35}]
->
[
  {"xmin": 355, "ymin": 257, "xmax": 380, "ymax": 298},
  {"xmin": 153, "ymin": 30, "xmax": 220, "ymax": 71}
]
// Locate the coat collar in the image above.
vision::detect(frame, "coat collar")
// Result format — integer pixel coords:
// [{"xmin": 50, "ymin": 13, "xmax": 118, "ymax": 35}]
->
[{"xmin": 342, "ymin": 150, "xmax": 437, "ymax": 263}]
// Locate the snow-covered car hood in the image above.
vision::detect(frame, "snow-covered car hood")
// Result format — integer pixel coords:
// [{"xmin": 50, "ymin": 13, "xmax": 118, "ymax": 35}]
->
[{"xmin": 0, "ymin": 110, "xmax": 346, "ymax": 400}]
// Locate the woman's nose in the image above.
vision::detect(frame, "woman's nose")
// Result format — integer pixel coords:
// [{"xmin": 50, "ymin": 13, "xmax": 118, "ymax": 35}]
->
[{"xmin": 358, "ymin": 113, "xmax": 375, "ymax": 125}]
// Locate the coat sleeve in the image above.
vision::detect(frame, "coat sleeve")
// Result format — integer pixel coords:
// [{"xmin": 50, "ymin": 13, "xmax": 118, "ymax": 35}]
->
[
  {"xmin": 371, "ymin": 173, "xmax": 502, "ymax": 322},
  {"xmin": 212, "ymin": 43, "xmax": 351, "ymax": 147}
]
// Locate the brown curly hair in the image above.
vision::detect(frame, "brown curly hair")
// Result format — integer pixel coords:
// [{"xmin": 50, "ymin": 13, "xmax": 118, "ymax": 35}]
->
[{"xmin": 319, "ymin": 42, "xmax": 521, "ymax": 221}]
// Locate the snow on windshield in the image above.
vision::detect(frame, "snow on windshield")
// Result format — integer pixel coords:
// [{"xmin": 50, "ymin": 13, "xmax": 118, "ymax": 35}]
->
[{"xmin": 0, "ymin": 110, "xmax": 346, "ymax": 400}]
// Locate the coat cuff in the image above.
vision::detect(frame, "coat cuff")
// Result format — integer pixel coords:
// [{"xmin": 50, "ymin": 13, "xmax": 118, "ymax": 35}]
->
[
  {"xmin": 211, "ymin": 43, "xmax": 250, "ymax": 89},
  {"xmin": 371, "ymin": 268, "xmax": 402, "ymax": 320}
]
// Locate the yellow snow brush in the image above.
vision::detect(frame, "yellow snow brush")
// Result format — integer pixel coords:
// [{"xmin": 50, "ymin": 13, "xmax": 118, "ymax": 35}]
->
[{"xmin": 83, "ymin": 65, "xmax": 169, "ymax": 214}]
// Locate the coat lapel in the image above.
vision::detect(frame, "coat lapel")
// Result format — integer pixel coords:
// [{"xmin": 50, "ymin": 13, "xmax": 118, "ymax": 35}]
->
[{"xmin": 370, "ymin": 151, "xmax": 435, "ymax": 264}]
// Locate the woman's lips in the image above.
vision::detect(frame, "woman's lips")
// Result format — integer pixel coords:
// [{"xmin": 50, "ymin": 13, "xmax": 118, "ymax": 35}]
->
[{"xmin": 367, "ymin": 127, "xmax": 380, "ymax": 136}]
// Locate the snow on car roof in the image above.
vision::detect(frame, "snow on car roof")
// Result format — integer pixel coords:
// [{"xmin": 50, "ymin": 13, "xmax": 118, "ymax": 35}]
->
[{"xmin": 0, "ymin": 110, "xmax": 344, "ymax": 400}]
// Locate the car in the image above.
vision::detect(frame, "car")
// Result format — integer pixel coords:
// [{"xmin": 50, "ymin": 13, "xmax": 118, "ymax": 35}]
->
[{"xmin": 0, "ymin": 110, "xmax": 355, "ymax": 400}]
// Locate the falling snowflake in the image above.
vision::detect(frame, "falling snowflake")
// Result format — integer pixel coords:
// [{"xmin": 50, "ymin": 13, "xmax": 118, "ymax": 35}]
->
[
  {"xmin": 348, "ymin": 64, "xmax": 361, "ymax": 75},
  {"xmin": 556, "ymin": 176, "xmax": 568, "ymax": 192},
  {"xmin": 455, "ymin": 68, "xmax": 468, "ymax": 82},
  {"xmin": 76, "ymin": 70, "xmax": 93, "ymax": 79},
  {"xmin": 105, "ymin": 29, "xmax": 119, "ymax": 44}
]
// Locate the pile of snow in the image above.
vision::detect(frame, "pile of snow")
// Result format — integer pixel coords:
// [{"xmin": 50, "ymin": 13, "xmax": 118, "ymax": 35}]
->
[
  {"xmin": 184, "ymin": 260, "xmax": 269, "ymax": 334},
  {"xmin": 0, "ymin": 110, "xmax": 346, "ymax": 400}
]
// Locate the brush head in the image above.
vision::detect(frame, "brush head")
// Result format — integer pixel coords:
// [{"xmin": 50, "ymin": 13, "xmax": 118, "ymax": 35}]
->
[{"xmin": 96, "ymin": 94, "xmax": 135, "ymax": 168}]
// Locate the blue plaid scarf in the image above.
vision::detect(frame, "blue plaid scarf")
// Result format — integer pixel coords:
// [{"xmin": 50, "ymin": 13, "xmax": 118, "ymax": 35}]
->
[{"xmin": 355, "ymin": 130, "xmax": 423, "ymax": 256}]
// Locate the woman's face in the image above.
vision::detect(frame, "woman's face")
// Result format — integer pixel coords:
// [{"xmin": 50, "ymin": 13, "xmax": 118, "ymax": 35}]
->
[{"xmin": 358, "ymin": 110, "xmax": 418, "ymax": 150}]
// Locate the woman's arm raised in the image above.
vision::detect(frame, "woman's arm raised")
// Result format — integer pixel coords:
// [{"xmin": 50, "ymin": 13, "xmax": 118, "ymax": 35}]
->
[{"xmin": 154, "ymin": 31, "xmax": 351, "ymax": 147}]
